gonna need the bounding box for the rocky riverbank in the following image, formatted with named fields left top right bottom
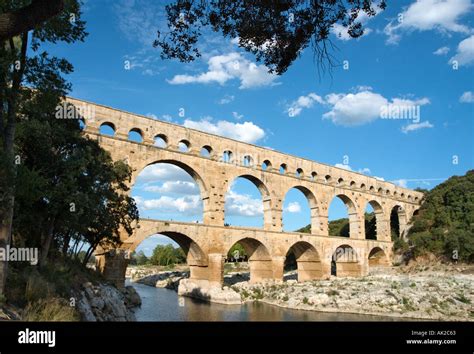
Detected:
left=75, top=282, right=141, bottom=321
left=128, top=263, right=474, bottom=321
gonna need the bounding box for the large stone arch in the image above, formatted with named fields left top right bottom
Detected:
left=283, top=185, right=321, bottom=234
left=363, top=200, right=388, bottom=241
left=390, top=204, right=408, bottom=240
left=224, top=174, right=272, bottom=229
left=226, top=237, right=272, bottom=283
left=285, top=241, right=323, bottom=281
left=327, top=194, right=360, bottom=239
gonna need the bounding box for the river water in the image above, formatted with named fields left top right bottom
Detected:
left=128, top=281, right=402, bottom=321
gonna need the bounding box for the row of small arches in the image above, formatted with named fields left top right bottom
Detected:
left=98, top=122, right=418, bottom=202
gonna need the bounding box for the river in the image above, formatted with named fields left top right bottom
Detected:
left=128, top=281, right=403, bottom=321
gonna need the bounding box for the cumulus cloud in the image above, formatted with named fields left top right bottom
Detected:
left=218, top=95, right=235, bottom=104
left=143, top=181, right=199, bottom=195
left=287, top=88, right=430, bottom=126
left=285, top=202, right=302, bottom=213
left=225, top=190, right=263, bottom=217
left=183, top=117, right=265, bottom=143
left=137, top=164, right=194, bottom=184
left=433, top=46, right=450, bottom=55
left=460, top=91, right=474, bottom=102
left=401, top=121, right=434, bottom=133
left=286, top=93, right=325, bottom=117
left=135, top=195, right=203, bottom=215
left=334, top=164, right=371, bottom=175
left=384, top=0, right=473, bottom=44
left=168, top=52, right=277, bottom=89
left=449, top=35, right=474, bottom=66
left=232, top=112, right=244, bottom=120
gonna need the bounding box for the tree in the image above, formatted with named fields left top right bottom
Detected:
left=150, top=244, right=186, bottom=266
left=154, top=0, right=386, bottom=74
left=0, top=0, right=86, bottom=292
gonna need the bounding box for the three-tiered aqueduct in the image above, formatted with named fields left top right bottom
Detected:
left=69, top=97, right=423, bottom=288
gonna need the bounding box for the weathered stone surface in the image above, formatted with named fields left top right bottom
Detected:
left=178, top=279, right=242, bottom=305
left=75, top=282, right=139, bottom=322
left=65, top=97, right=423, bottom=290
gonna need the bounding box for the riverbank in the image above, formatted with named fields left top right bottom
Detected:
left=127, top=262, right=474, bottom=321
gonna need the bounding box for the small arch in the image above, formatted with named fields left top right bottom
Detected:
left=407, top=194, right=412, bottom=201
left=279, top=163, right=287, bottom=175
left=154, top=134, right=168, bottom=148
left=350, top=181, right=356, bottom=188
left=368, top=247, right=389, bottom=268
left=325, top=175, right=332, bottom=183
left=128, top=128, right=143, bottom=143
left=285, top=241, right=322, bottom=282
left=337, top=177, right=344, bottom=186
left=225, top=238, right=272, bottom=284
left=261, top=160, right=272, bottom=171
left=99, top=122, right=116, bottom=136
left=200, top=145, right=212, bottom=158
left=386, top=189, right=391, bottom=195
left=243, top=155, right=254, bottom=167
left=401, top=193, right=405, bottom=198
left=369, top=186, right=375, bottom=192
left=377, top=187, right=383, bottom=194
left=296, top=168, right=304, bottom=178
left=310, top=171, right=318, bottom=181
left=414, top=196, right=419, bottom=202
left=222, top=150, right=233, bottom=163
left=331, top=244, right=359, bottom=277
left=178, top=139, right=190, bottom=152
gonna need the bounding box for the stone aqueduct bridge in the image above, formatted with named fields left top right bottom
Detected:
left=68, top=98, right=423, bottom=288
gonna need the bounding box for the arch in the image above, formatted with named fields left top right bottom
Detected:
left=285, top=241, right=322, bottom=282
left=364, top=200, right=385, bottom=240
left=128, top=128, right=143, bottom=143
left=390, top=205, right=407, bottom=240
left=296, top=168, right=304, bottom=178
left=226, top=237, right=272, bottom=283
left=369, top=186, right=375, bottom=192
left=200, top=145, right=212, bottom=158
left=99, top=122, right=116, bottom=136
left=225, top=174, right=271, bottom=229
left=337, top=177, right=344, bottom=186
left=134, top=160, right=210, bottom=223
left=368, top=247, right=389, bottom=268
left=385, top=189, right=391, bottom=195
left=283, top=185, right=319, bottom=233
left=377, top=187, right=383, bottom=194
left=79, top=118, right=86, bottom=131
left=310, top=171, right=318, bottom=181
left=331, top=244, right=360, bottom=277
left=261, top=159, right=272, bottom=171
left=349, top=181, right=356, bottom=188
left=130, top=231, right=208, bottom=267
left=360, top=183, right=366, bottom=190
left=178, top=139, right=190, bottom=152
left=279, top=163, right=287, bottom=174
left=242, top=155, right=254, bottom=167
left=325, top=175, right=332, bottom=183
left=222, top=150, right=233, bottom=163
left=154, top=134, right=168, bottom=148
left=327, top=194, right=358, bottom=238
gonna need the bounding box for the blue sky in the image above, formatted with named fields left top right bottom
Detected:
left=44, top=0, right=473, bottom=255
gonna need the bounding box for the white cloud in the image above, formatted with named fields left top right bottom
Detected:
left=323, top=88, right=430, bottom=126
left=137, top=164, right=194, bottom=184
left=183, top=117, right=265, bottom=144
left=449, top=35, right=474, bottom=66
left=334, top=164, right=371, bottom=175
left=232, top=111, right=244, bottom=120
left=331, top=7, right=381, bottom=41
left=287, top=93, right=325, bottom=117
left=218, top=95, right=235, bottom=104
left=393, top=179, right=408, bottom=188
left=285, top=202, right=301, bottom=213
left=384, top=0, right=473, bottom=44
left=147, top=113, right=172, bottom=122
left=374, top=176, right=385, bottom=181
left=135, top=195, right=202, bottom=215
left=143, top=181, right=199, bottom=195
left=335, top=163, right=352, bottom=171
left=433, top=46, right=450, bottom=55
left=460, top=91, right=474, bottom=102
left=401, top=121, right=434, bottom=133
left=225, top=190, right=263, bottom=217
left=359, top=168, right=372, bottom=175
left=168, top=52, right=277, bottom=89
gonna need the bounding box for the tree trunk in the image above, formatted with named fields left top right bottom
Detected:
left=0, top=194, right=14, bottom=294
left=39, top=217, right=56, bottom=268
left=0, top=0, right=64, bottom=41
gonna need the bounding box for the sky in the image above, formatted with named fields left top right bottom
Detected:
left=44, top=0, right=473, bottom=255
